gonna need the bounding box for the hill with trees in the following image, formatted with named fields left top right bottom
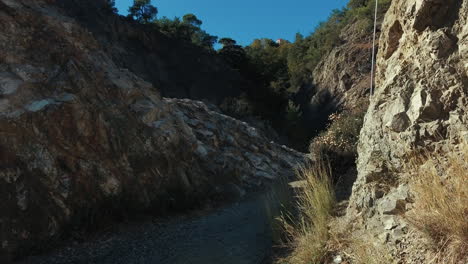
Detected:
left=97, top=0, right=393, bottom=151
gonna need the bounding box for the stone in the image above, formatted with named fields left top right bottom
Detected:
left=379, top=185, right=409, bottom=215
left=389, top=112, right=411, bottom=132
left=25, top=99, right=55, bottom=112
left=379, top=232, right=390, bottom=244
left=333, top=255, right=343, bottom=264
left=350, top=0, right=467, bottom=214
left=305, top=16, right=384, bottom=129
left=392, top=226, right=407, bottom=242
left=0, top=72, right=22, bottom=95
left=382, top=215, right=397, bottom=230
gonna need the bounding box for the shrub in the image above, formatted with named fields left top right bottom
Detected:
left=287, top=0, right=392, bottom=92
left=309, top=101, right=368, bottom=174
left=285, top=101, right=302, bottom=126
left=406, top=144, right=468, bottom=263
left=277, top=158, right=396, bottom=264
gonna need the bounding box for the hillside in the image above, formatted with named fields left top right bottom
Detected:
left=0, top=0, right=304, bottom=260
left=56, top=0, right=249, bottom=103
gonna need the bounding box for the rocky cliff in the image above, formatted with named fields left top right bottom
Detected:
left=0, top=0, right=304, bottom=259
left=311, top=22, right=376, bottom=112
left=346, top=0, right=467, bottom=261
left=302, top=10, right=387, bottom=132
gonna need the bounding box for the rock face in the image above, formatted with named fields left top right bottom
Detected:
left=347, top=0, right=467, bottom=261
left=0, top=0, right=304, bottom=259
left=302, top=17, right=386, bottom=131
left=350, top=0, right=467, bottom=213
left=311, top=22, right=376, bottom=111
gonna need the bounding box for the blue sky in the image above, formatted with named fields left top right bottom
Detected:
left=115, top=0, right=349, bottom=46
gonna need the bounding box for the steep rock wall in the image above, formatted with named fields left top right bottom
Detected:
left=302, top=17, right=385, bottom=131
left=346, top=0, right=467, bottom=261
left=311, top=22, right=376, bottom=111
left=0, top=0, right=304, bottom=259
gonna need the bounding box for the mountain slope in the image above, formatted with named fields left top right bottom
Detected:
left=56, top=0, right=250, bottom=104
left=0, top=0, right=304, bottom=260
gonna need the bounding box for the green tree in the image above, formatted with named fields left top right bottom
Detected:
left=153, top=15, right=217, bottom=50
left=219, top=38, right=237, bottom=47
left=105, top=0, right=118, bottom=13
left=191, top=30, right=218, bottom=49
left=128, top=0, right=158, bottom=23
left=182, top=14, right=202, bottom=27
left=348, top=0, right=367, bottom=8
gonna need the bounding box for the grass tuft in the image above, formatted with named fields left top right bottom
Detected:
left=278, top=159, right=336, bottom=264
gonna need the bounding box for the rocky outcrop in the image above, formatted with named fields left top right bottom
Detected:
left=0, top=0, right=304, bottom=259
left=311, top=22, right=376, bottom=111
left=302, top=14, right=386, bottom=132
left=346, top=0, right=467, bottom=261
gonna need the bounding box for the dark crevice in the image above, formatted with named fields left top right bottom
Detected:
left=384, top=20, right=403, bottom=60
left=413, top=0, right=463, bottom=32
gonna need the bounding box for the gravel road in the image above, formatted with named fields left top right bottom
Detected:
left=18, top=185, right=291, bottom=264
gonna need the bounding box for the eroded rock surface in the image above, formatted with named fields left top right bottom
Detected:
left=346, top=0, right=467, bottom=262
left=301, top=13, right=391, bottom=130
left=311, top=22, right=377, bottom=111
left=0, top=0, right=304, bottom=259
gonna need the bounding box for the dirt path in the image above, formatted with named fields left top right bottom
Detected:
left=18, top=186, right=290, bottom=264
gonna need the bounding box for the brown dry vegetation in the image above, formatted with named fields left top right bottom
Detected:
left=327, top=230, right=395, bottom=264
left=277, top=157, right=396, bottom=264
left=278, top=160, right=336, bottom=264
left=405, top=144, right=468, bottom=264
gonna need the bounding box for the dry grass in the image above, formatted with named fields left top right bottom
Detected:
left=329, top=232, right=395, bottom=264
left=278, top=160, right=336, bottom=264
left=321, top=216, right=396, bottom=264
left=345, top=239, right=394, bottom=264
left=406, top=144, right=468, bottom=264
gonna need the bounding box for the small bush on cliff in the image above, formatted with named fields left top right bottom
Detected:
left=309, top=101, right=367, bottom=174
left=406, top=144, right=468, bottom=264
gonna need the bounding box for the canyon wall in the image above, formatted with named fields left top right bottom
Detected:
left=346, top=0, right=467, bottom=261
